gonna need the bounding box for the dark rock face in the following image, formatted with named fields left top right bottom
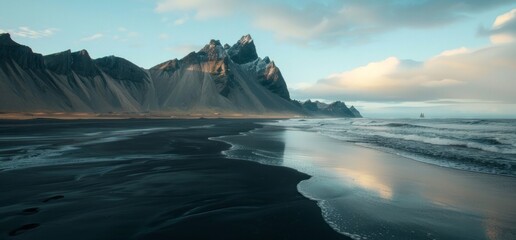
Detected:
left=257, top=61, right=291, bottom=100
left=44, top=50, right=73, bottom=74
left=199, top=40, right=237, bottom=97
left=199, top=40, right=224, bottom=61
left=151, top=59, right=181, bottom=74
left=194, top=34, right=291, bottom=100
left=0, top=33, right=18, bottom=46
left=302, top=100, right=319, bottom=112
left=302, top=100, right=361, bottom=118
left=70, top=50, right=100, bottom=77
left=95, top=56, right=148, bottom=83
left=325, top=101, right=355, bottom=117
left=349, top=106, right=362, bottom=118
left=180, top=51, right=200, bottom=66
left=226, top=34, right=291, bottom=100
left=228, top=34, right=259, bottom=64
left=0, top=33, right=45, bottom=70
left=211, top=57, right=237, bottom=97
left=44, top=49, right=101, bottom=77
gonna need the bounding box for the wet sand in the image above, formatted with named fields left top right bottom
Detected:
left=0, top=112, right=302, bottom=120
left=218, top=125, right=516, bottom=239
left=0, top=119, right=348, bottom=240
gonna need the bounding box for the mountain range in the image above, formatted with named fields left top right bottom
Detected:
left=0, top=33, right=361, bottom=118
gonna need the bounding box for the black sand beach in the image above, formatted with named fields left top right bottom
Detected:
left=0, top=119, right=349, bottom=240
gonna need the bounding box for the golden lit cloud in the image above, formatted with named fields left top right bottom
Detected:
left=293, top=43, right=516, bottom=103
left=489, top=9, right=516, bottom=44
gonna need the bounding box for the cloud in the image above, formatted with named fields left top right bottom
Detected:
left=420, top=79, right=464, bottom=88
left=111, top=27, right=140, bottom=42
left=155, top=0, right=240, bottom=19
left=173, top=18, right=187, bottom=26
left=0, top=27, right=58, bottom=39
left=80, top=33, right=103, bottom=41
left=159, top=33, right=170, bottom=40
left=292, top=43, right=516, bottom=103
left=173, top=16, right=189, bottom=26
left=436, top=47, right=471, bottom=57
left=480, top=9, right=516, bottom=44
left=154, top=0, right=514, bottom=45
left=166, top=44, right=203, bottom=56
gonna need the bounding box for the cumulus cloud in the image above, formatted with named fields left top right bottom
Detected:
left=154, top=0, right=513, bottom=45
left=0, top=27, right=58, bottom=39
left=292, top=43, right=516, bottom=103
left=481, top=9, right=516, bottom=44
left=436, top=47, right=471, bottom=57
left=80, top=33, right=103, bottom=42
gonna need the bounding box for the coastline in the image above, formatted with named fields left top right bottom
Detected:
left=0, top=112, right=304, bottom=120
left=216, top=121, right=516, bottom=239
left=0, top=119, right=348, bottom=239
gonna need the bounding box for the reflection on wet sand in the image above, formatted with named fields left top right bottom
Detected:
left=334, top=168, right=393, bottom=200
left=276, top=127, right=516, bottom=240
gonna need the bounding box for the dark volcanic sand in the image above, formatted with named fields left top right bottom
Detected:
left=0, top=119, right=349, bottom=240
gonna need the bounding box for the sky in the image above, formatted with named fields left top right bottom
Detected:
left=1, top=0, right=516, bottom=118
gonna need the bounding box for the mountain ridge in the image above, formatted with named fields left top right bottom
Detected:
left=0, top=33, right=361, bottom=118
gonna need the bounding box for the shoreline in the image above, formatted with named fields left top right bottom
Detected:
left=216, top=122, right=516, bottom=239
left=0, top=119, right=349, bottom=239
left=0, top=112, right=305, bottom=120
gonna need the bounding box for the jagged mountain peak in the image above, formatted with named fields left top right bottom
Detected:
left=300, top=100, right=360, bottom=117
left=68, top=49, right=99, bottom=76
left=0, top=33, right=18, bottom=46
left=73, top=49, right=92, bottom=59
left=45, top=49, right=72, bottom=58
left=259, top=60, right=290, bottom=100
left=44, top=50, right=73, bottom=74
left=302, top=100, right=319, bottom=112
left=152, top=58, right=181, bottom=73
left=325, top=101, right=354, bottom=116
left=199, top=39, right=222, bottom=53
left=228, top=34, right=258, bottom=64
left=180, top=51, right=200, bottom=65
left=209, top=39, right=222, bottom=46
left=239, top=34, right=253, bottom=44
left=349, top=105, right=362, bottom=118
left=95, top=55, right=148, bottom=83
left=329, top=101, right=347, bottom=107
left=199, top=39, right=227, bottom=61
left=44, top=49, right=99, bottom=76
left=0, top=33, right=45, bottom=69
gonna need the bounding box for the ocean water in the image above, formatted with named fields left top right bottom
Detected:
left=272, top=118, right=516, bottom=177
left=215, top=118, right=516, bottom=240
